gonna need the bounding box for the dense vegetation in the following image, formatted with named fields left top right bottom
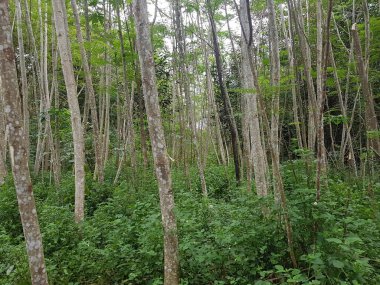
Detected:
left=1, top=161, right=379, bottom=284
left=1, top=0, right=380, bottom=284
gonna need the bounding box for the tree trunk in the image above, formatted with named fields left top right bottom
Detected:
left=71, top=0, right=103, bottom=181
left=137, top=77, right=149, bottom=168
left=279, top=5, right=303, bottom=149
left=288, top=0, right=318, bottom=151
left=240, top=0, right=268, bottom=196
left=173, top=0, right=207, bottom=196
left=207, top=0, right=241, bottom=183
left=0, top=2, right=49, bottom=283
left=101, top=0, right=111, bottom=179
left=268, top=0, right=281, bottom=197
left=329, top=44, right=357, bottom=173
left=116, top=1, right=137, bottom=175
left=315, top=0, right=326, bottom=200
left=351, top=24, right=380, bottom=155
left=52, top=0, right=86, bottom=222
left=204, top=41, right=226, bottom=166
left=133, top=1, right=180, bottom=284
left=0, top=76, right=7, bottom=185
left=23, top=0, right=48, bottom=175
left=16, top=0, right=30, bottom=159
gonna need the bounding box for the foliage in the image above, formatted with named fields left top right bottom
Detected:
left=1, top=163, right=379, bottom=284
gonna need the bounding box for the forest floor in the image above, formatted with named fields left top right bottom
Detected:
left=1, top=161, right=379, bottom=284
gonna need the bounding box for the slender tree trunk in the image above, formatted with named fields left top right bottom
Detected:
left=315, top=0, right=326, bottom=200
left=351, top=24, right=380, bottom=155
left=101, top=0, right=111, bottom=177
left=0, top=2, right=49, bottom=283
left=37, top=2, right=60, bottom=185
left=52, top=0, right=86, bottom=222
left=133, top=1, right=179, bottom=284
left=116, top=1, right=137, bottom=174
left=137, top=77, right=149, bottom=168
left=71, top=0, right=103, bottom=181
left=196, top=12, right=227, bottom=166
left=16, top=0, right=30, bottom=159
left=36, top=0, right=45, bottom=175
left=23, top=0, right=47, bottom=175
left=362, top=0, right=370, bottom=69
left=280, top=5, right=303, bottom=149
left=329, top=44, right=357, bottom=173
left=204, top=41, right=226, bottom=165
left=207, top=0, right=241, bottom=183
left=0, top=77, right=7, bottom=185
left=49, top=30, right=62, bottom=185
left=173, top=0, right=207, bottom=196
left=240, top=0, right=268, bottom=196
left=288, top=0, right=317, bottom=151
left=114, top=82, right=136, bottom=184
left=268, top=0, right=281, bottom=196
left=224, top=0, right=237, bottom=56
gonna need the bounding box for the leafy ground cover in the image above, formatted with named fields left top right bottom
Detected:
left=1, top=162, right=379, bottom=284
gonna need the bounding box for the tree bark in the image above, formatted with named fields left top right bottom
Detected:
left=52, top=0, right=86, bottom=222
left=173, top=0, right=207, bottom=196
left=15, top=0, right=30, bottom=159
left=133, top=1, right=180, bottom=284
left=0, top=2, right=49, bottom=283
left=207, top=0, right=241, bottom=183
left=70, top=0, right=103, bottom=182
left=116, top=1, right=137, bottom=177
left=351, top=24, right=380, bottom=155
left=279, top=5, right=303, bottom=149
left=315, top=0, right=329, bottom=201
left=22, top=0, right=48, bottom=175
left=268, top=0, right=282, bottom=198
left=240, top=0, right=268, bottom=196
left=0, top=76, right=7, bottom=185
left=329, top=44, right=357, bottom=173
left=288, top=0, right=318, bottom=151
left=202, top=29, right=226, bottom=165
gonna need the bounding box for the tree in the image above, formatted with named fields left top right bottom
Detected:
left=0, top=76, right=6, bottom=185
left=52, top=0, right=86, bottom=223
left=351, top=23, right=380, bottom=156
left=288, top=0, right=318, bottom=151
left=239, top=0, right=268, bottom=195
left=173, top=0, right=207, bottom=196
left=0, top=1, right=49, bottom=283
left=70, top=0, right=103, bottom=182
left=133, top=0, right=180, bottom=284
left=207, top=0, right=241, bottom=184
left=268, top=0, right=281, bottom=171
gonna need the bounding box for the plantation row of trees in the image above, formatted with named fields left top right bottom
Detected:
left=0, top=0, right=379, bottom=284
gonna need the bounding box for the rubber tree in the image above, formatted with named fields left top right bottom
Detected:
left=0, top=1, right=49, bottom=283
left=133, top=0, right=180, bottom=284
left=52, top=0, right=86, bottom=222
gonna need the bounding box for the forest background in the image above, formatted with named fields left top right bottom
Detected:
left=0, top=0, right=379, bottom=284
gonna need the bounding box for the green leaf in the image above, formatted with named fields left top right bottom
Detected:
left=331, top=260, right=344, bottom=269
left=274, top=265, right=285, bottom=272
left=345, top=236, right=363, bottom=245
left=326, top=237, right=343, bottom=244
left=254, top=281, right=272, bottom=285
left=6, top=265, right=14, bottom=275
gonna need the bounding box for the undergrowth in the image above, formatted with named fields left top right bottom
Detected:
left=0, top=161, right=379, bottom=284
